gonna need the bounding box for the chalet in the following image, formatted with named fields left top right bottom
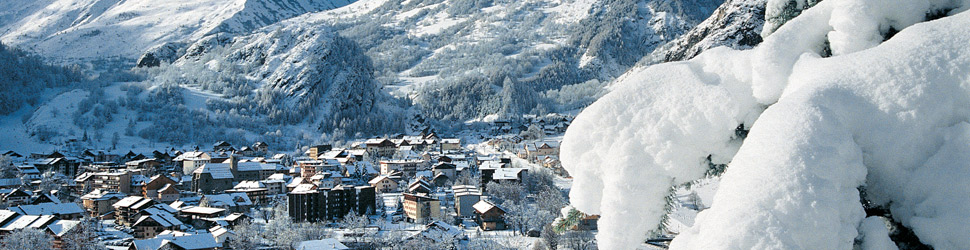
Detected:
left=406, top=178, right=433, bottom=194
left=80, top=189, right=126, bottom=218
left=27, top=157, right=80, bottom=176
left=143, top=175, right=179, bottom=203
left=199, top=193, right=253, bottom=214
left=113, top=196, right=157, bottom=226
left=364, top=138, right=397, bottom=157
left=0, top=189, right=32, bottom=207
left=473, top=200, right=506, bottom=230
left=237, top=146, right=254, bottom=156
left=524, top=141, right=560, bottom=161
left=17, top=165, right=41, bottom=183
left=252, top=141, right=269, bottom=153
left=30, top=192, right=61, bottom=205
left=402, top=193, right=440, bottom=224
left=368, top=175, right=399, bottom=193
left=179, top=206, right=228, bottom=223
left=47, top=219, right=81, bottom=250
left=132, top=206, right=183, bottom=239
left=212, top=141, right=233, bottom=152
left=191, top=163, right=234, bottom=194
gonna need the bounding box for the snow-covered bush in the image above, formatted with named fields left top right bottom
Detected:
left=561, top=0, right=970, bottom=249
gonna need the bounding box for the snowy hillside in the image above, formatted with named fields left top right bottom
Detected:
left=127, top=21, right=408, bottom=147
left=297, top=0, right=726, bottom=120
left=0, top=0, right=354, bottom=61
left=562, top=0, right=970, bottom=249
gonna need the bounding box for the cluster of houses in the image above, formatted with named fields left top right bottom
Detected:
left=0, top=128, right=577, bottom=249
left=488, top=114, right=573, bottom=136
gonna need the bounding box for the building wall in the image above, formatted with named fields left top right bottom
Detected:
left=455, top=195, right=481, bottom=218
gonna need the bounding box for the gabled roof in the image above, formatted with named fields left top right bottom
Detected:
left=174, top=151, right=209, bottom=161
left=368, top=175, right=392, bottom=185
left=10, top=202, right=84, bottom=216
left=135, top=207, right=183, bottom=228
left=232, top=181, right=266, bottom=190
left=46, top=220, right=80, bottom=237
left=193, top=163, right=234, bottom=179
left=473, top=200, right=505, bottom=214
left=114, top=196, right=155, bottom=210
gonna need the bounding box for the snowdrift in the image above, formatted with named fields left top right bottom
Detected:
left=561, top=0, right=970, bottom=249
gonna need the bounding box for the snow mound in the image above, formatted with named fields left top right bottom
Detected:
left=562, top=0, right=970, bottom=249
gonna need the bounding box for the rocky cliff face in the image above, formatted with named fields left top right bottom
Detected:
left=645, top=0, right=767, bottom=64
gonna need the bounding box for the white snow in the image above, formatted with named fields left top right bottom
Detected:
left=562, top=0, right=970, bottom=249
left=544, top=0, right=599, bottom=24
left=0, top=0, right=354, bottom=61
left=859, top=216, right=898, bottom=250
left=411, top=11, right=467, bottom=37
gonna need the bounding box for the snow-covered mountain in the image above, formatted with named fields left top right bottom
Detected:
left=285, top=0, right=727, bottom=121
left=0, top=0, right=354, bottom=61
left=561, top=0, right=970, bottom=249
left=0, top=0, right=749, bottom=149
